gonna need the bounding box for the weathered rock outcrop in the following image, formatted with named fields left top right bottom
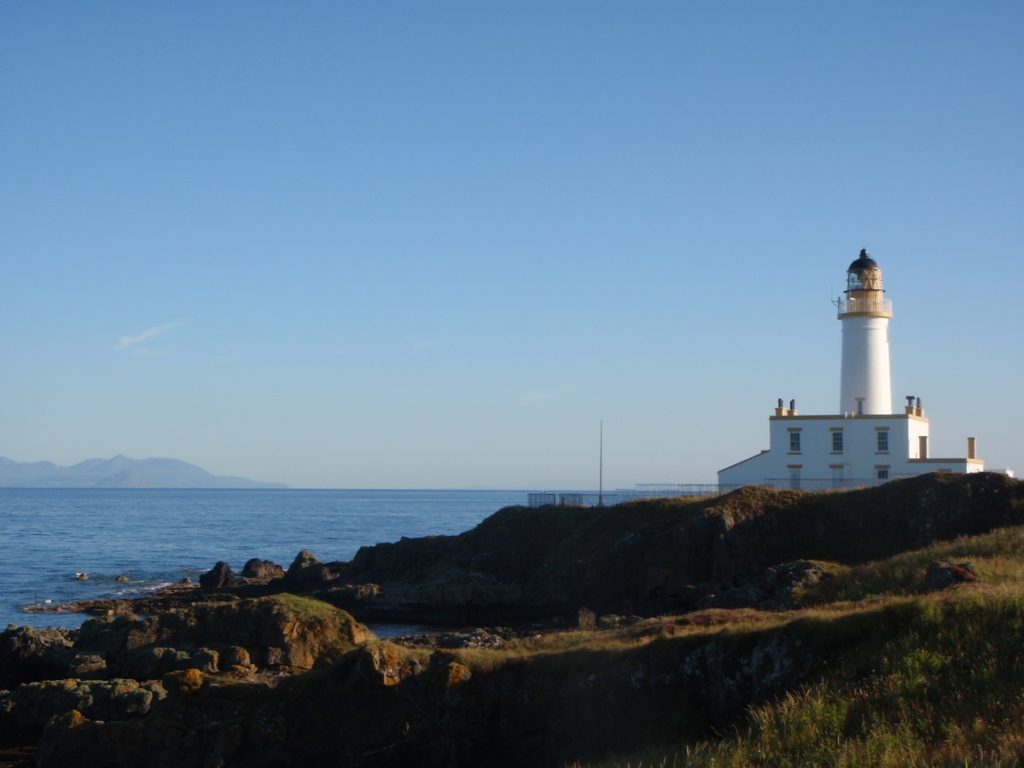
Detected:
left=285, top=549, right=341, bottom=585
left=76, top=594, right=373, bottom=675
left=924, top=560, right=978, bottom=591
left=241, top=558, right=285, bottom=580
left=0, top=628, right=76, bottom=689
left=0, top=678, right=165, bottom=741
left=199, top=560, right=238, bottom=589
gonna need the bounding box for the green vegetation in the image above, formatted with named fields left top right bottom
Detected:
left=566, top=525, right=1024, bottom=768
left=255, top=592, right=343, bottom=619
left=798, top=526, right=1024, bottom=606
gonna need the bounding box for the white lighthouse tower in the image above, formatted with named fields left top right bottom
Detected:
left=838, top=249, right=892, bottom=416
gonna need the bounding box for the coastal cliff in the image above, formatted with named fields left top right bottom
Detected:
left=3, top=472, right=1024, bottom=767
left=328, top=470, right=1024, bottom=621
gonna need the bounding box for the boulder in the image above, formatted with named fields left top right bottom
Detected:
left=924, top=560, right=977, bottom=592
left=240, top=558, right=286, bottom=581
left=77, top=616, right=164, bottom=662
left=0, top=627, right=76, bottom=689
left=66, top=653, right=107, bottom=681
left=285, top=550, right=336, bottom=585
left=199, top=561, right=238, bottom=590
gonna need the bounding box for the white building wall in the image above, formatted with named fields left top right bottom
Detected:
left=719, top=413, right=982, bottom=490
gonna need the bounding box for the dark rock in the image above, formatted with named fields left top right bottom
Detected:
left=0, top=678, right=166, bottom=739
left=115, top=575, right=129, bottom=583
left=286, top=550, right=336, bottom=585
left=66, top=653, right=107, bottom=680
left=77, top=595, right=373, bottom=676
left=0, top=627, right=76, bottom=689
left=577, top=607, right=596, bottom=630
left=434, top=629, right=506, bottom=650
left=199, top=561, right=238, bottom=590
left=240, top=558, right=286, bottom=581
left=222, top=645, right=253, bottom=673
left=702, top=560, right=833, bottom=610
left=77, top=616, right=164, bottom=662
left=190, top=648, right=220, bottom=674
left=707, top=583, right=766, bottom=610
left=924, top=560, right=978, bottom=592
left=120, top=647, right=192, bottom=680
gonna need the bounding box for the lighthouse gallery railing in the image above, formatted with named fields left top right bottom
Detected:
left=836, top=296, right=893, bottom=318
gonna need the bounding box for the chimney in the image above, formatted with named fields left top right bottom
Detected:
left=967, top=437, right=976, bottom=460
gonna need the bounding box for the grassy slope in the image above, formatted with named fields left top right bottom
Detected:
left=564, top=525, right=1024, bottom=768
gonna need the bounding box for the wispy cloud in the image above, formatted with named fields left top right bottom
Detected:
left=519, top=384, right=579, bottom=407
left=413, top=338, right=440, bottom=352
left=114, top=321, right=187, bottom=352
left=520, top=391, right=559, bottom=406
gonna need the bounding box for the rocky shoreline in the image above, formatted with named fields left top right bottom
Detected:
left=3, top=472, right=1023, bottom=766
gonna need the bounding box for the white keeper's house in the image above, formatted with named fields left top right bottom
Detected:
left=719, top=249, right=989, bottom=491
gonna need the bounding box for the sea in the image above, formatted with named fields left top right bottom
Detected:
left=0, top=488, right=525, bottom=632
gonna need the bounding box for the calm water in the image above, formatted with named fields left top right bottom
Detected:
left=0, top=488, right=523, bottom=630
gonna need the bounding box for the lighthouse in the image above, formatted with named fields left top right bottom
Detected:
left=838, top=249, right=893, bottom=415
left=717, top=248, right=989, bottom=490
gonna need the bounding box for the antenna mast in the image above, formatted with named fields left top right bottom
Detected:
left=598, top=419, right=604, bottom=507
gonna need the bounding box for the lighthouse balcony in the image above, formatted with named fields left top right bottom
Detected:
left=836, top=296, right=893, bottom=318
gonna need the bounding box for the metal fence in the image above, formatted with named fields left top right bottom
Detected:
left=763, top=477, right=890, bottom=491
left=526, top=485, right=732, bottom=508
left=525, top=476, right=914, bottom=507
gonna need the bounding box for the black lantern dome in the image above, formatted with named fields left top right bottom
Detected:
left=848, top=248, right=878, bottom=272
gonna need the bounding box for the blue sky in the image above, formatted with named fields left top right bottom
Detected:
left=2, top=2, right=1022, bottom=488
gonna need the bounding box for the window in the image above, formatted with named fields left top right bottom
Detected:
left=832, top=430, right=844, bottom=453
left=877, top=431, right=889, bottom=452
left=789, top=431, right=801, bottom=452
left=877, top=468, right=889, bottom=480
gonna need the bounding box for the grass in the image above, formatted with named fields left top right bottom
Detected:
left=797, top=526, right=1024, bottom=606
left=255, top=593, right=346, bottom=619
left=563, top=526, right=1024, bottom=768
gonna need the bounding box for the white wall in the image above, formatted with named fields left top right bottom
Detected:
left=719, top=413, right=982, bottom=490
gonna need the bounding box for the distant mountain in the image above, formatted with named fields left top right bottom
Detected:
left=0, top=455, right=287, bottom=489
